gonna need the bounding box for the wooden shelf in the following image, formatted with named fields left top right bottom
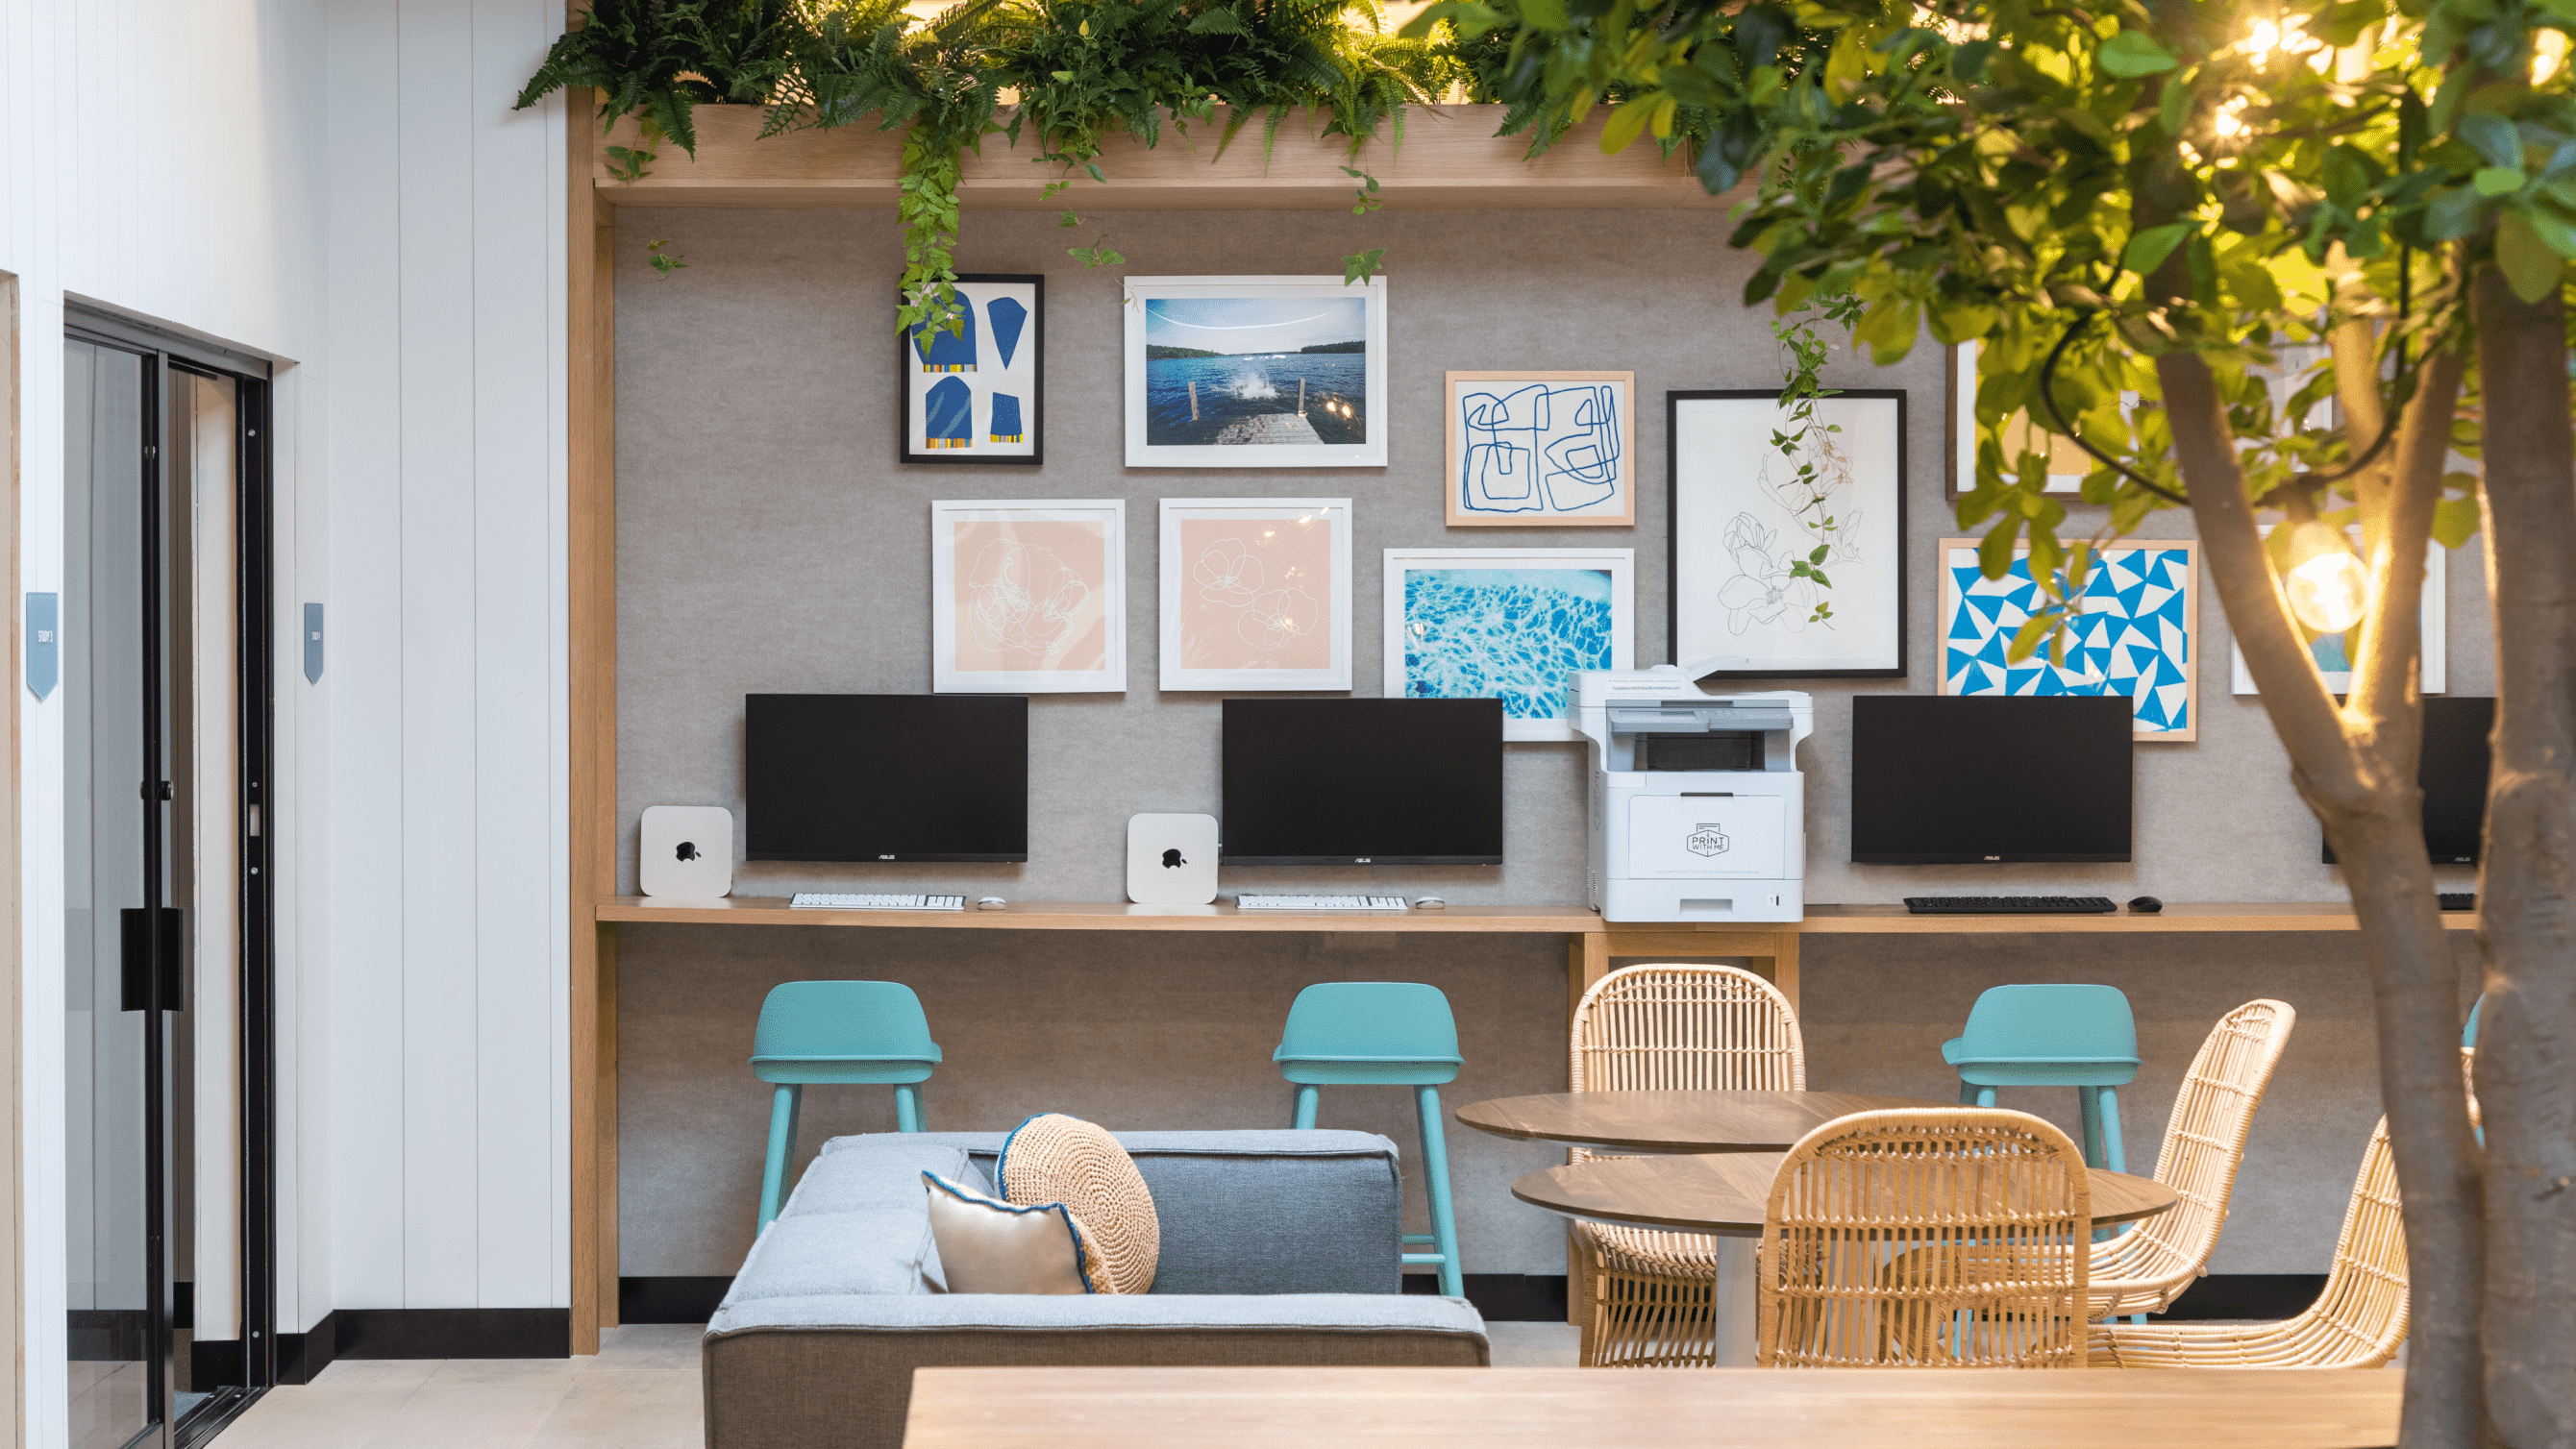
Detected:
left=1796, top=902, right=2478, bottom=933
left=594, top=103, right=1734, bottom=210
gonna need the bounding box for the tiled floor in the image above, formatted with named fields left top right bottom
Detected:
left=209, top=1321, right=1581, bottom=1447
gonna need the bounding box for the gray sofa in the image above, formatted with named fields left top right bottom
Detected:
left=703, top=1129, right=1490, bottom=1449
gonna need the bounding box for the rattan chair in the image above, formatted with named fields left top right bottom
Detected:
left=2089, top=1116, right=2405, bottom=1368
left=1569, top=964, right=1803, bottom=1367
left=2086, top=999, right=2296, bottom=1319
left=1759, top=1107, right=2093, bottom=1368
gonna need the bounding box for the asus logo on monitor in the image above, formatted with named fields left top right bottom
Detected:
left=878, top=854, right=895, bottom=861
left=1355, top=857, right=1372, bottom=863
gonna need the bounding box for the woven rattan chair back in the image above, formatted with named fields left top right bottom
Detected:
left=1572, top=964, right=1804, bottom=1096
left=1759, top=1108, right=2093, bottom=1369
left=2090, top=999, right=2294, bottom=1315
left=2090, top=1117, right=2406, bottom=1368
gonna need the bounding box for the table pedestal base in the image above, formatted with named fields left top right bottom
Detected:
left=1711, top=1238, right=1757, bottom=1366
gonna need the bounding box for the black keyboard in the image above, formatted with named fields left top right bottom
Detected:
left=2440, top=893, right=2477, bottom=912
left=1904, top=896, right=2120, bottom=916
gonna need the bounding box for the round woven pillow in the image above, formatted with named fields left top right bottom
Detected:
left=998, top=1114, right=1160, bottom=1293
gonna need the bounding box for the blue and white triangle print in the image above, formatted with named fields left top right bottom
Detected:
left=1941, top=543, right=2196, bottom=737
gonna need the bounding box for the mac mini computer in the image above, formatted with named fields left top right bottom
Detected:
left=1127, top=813, right=1220, bottom=905
left=640, top=805, right=735, bottom=898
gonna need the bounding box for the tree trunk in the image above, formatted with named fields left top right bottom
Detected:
left=2469, top=267, right=2576, bottom=1449
left=2158, top=349, right=2487, bottom=1449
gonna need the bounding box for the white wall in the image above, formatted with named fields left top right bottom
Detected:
left=0, top=0, right=570, bottom=1436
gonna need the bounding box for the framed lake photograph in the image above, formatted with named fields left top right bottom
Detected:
left=930, top=499, right=1126, bottom=694
left=1670, top=390, right=1906, bottom=678
left=1123, top=276, right=1388, bottom=468
left=901, top=274, right=1044, bottom=465
left=1159, top=498, right=1353, bottom=691
left=1384, top=547, right=1633, bottom=741
left=1445, top=371, right=1636, bottom=526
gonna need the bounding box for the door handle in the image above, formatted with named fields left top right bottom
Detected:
left=117, top=907, right=185, bottom=1013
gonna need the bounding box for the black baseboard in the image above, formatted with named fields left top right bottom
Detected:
left=190, top=1338, right=245, bottom=1393
left=1403, top=1272, right=1569, bottom=1322
left=275, top=1307, right=569, bottom=1371
left=2151, top=1273, right=2327, bottom=1321
left=277, top=1312, right=335, bottom=1384
left=622, top=1276, right=737, bottom=1325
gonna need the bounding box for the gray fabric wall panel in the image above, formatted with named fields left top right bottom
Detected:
left=614, top=205, right=2492, bottom=1279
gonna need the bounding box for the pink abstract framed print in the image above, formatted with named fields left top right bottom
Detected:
left=930, top=500, right=1127, bottom=694
left=1158, top=498, right=1353, bottom=691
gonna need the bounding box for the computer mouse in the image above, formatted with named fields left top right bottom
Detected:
left=1413, top=896, right=1447, bottom=910
left=2127, top=896, right=2163, bottom=914
left=977, top=896, right=1008, bottom=911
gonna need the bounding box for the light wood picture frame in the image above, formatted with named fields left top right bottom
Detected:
left=930, top=499, right=1127, bottom=694
left=1443, top=371, right=1636, bottom=526
left=1937, top=536, right=2200, bottom=740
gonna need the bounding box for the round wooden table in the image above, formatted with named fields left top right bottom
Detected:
left=1511, top=1152, right=2181, bottom=1237
left=1457, top=1090, right=1966, bottom=1154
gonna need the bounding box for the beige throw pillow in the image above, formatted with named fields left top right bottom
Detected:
left=997, top=1114, right=1160, bottom=1294
left=920, top=1172, right=1105, bottom=1294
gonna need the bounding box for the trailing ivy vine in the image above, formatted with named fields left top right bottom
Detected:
left=517, top=0, right=1467, bottom=330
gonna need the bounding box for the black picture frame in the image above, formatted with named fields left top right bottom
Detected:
left=899, top=273, right=1045, bottom=466
left=1667, top=388, right=1908, bottom=679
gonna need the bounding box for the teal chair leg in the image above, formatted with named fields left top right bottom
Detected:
left=1414, top=1086, right=1465, bottom=1298
left=1957, top=1079, right=1979, bottom=1105
left=2097, top=1087, right=2126, bottom=1174
left=895, top=1084, right=925, bottom=1133
left=758, top=1084, right=803, bottom=1233
left=1975, top=1086, right=1998, bottom=1108
left=1291, top=1085, right=1321, bottom=1129
left=2079, top=1086, right=2107, bottom=1168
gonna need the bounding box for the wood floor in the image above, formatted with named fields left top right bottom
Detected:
left=207, top=1322, right=1582, bottom=1448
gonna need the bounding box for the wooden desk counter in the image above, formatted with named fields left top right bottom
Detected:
left=597, top=896, right=1598, bottom=932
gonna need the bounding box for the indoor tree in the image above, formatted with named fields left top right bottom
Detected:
left=1404, top=0, right=2576, bottom=1440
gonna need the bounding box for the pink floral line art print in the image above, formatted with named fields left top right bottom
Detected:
left=1160, top=499, right=1350, bottom=691
left=1194, top=538, right=1319, bottom=653
left=968, top=538, right=1092, bottom=661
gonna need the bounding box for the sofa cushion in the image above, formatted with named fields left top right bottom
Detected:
left=998, top=1115, right=1159, bottom=1292
left=733, top=1138, right=970, bottom=1301
left=922, top=1171, right=1101, bottom=1294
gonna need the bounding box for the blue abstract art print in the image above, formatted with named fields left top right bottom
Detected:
left=1938, top=538, right=2199, bottom=739
left=1445, top=372, right=1636, bottom=526
left=1383, top=549, right=1634, bottom=740
left=901, top=274, right=1043, bottom=465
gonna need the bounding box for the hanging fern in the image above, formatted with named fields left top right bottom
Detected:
left=514, top=0, right=805, bottom=163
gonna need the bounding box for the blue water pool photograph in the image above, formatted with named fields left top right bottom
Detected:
left=1143, top=296, right=1368, bottom=447
left=1384, top=550, right=1635, bottom=740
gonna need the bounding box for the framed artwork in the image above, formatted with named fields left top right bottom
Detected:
left=1938, top=536, right=2199, bottom=740
left=2231, top=528, right=2447, bottom=695
left=902, top=274, right=1044, bottom=464
left=1948, top=341, right=2084, bottom=499
left=1444, top=371, right=1636, bottom=526
left=930, top=499, right=1125, bottom=694
left=1123, top=276, right=1388, bottom=468
left=1669, top=390, right=1906, bottom=679
left=1384, top=548, right=1634, bottom=741
left=1158, top=498, right=1353, bottom=691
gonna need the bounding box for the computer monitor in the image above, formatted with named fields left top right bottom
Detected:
left=2324, top=696, right=2492, bottom=866
left=1221, top=699, right=1505, bottom=866
left=1848, top=696, right=2134, bottom=864
left=744, top=694, right=1028, bottom=862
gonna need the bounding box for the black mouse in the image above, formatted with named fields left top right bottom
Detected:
left=2127, top=895, right=2163, bottom=914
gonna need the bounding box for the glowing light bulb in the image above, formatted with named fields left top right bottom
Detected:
left=2538, top=29, right=2568, bottom=84
left=2285, top=522, right=2369, bottom=634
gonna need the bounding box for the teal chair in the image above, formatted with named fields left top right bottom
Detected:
left=1943, top=983, right=2139, bottom=1172
left=1274, top=982, right=1466, bottom=1298
left=752, top=980, right=942, bottom=1233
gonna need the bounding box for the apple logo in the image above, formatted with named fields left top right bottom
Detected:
left=1161, top=847, right=1185, bottom=869
left=675, top=841, right=700, bottom=862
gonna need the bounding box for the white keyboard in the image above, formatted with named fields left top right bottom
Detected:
left=788, top=893, right=966, bottom=912
left=1234, top=895, right=1410, bottom=912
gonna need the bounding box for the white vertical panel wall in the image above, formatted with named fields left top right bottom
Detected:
left=0, top=3, right=570, bottom=1436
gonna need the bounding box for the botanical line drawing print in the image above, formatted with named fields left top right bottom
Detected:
left=1456, top=381, right=1622, bottom=516
left=966, top=538, right=1090, bottom=661
left=1712, top=432, right=1869, bottom=636
left=1241, top=588, right=1318, bottom=651
left=1195, top=538, right=1262, bottom=608
left=1191, top=537, right=1315, bottom=652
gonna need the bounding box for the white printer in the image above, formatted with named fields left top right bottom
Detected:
left=1573, top=670, right=1812, bottom=922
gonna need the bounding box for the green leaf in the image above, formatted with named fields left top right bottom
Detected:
left=2459, top=111, right=2523, bottom=170
left=2121, top=221, right=2195, bottom=276
left=1344, top=248, right=1387, bottom=285
left=2005, top=610, right=2056, bottom=664
left=2433, top=494, right=2485, bottom=549
left=1600, top=99, right=1659, bottom=155
left=2474, top=166, right=2528, bottom=196
left=1519, top=0, right=1567, bottom=27
left=2095, top=31, right=2179, bottom=77
left=2497, top=211, right=2565, bottom=302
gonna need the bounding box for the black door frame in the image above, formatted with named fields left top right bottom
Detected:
left=62, top=308, right=276, bottom=1448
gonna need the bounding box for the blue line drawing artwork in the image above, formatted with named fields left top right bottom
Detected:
left=1944, top=545, right=2195, bottom=735
left=988, top=297, right=1028, bottom=370
left=1402, top=568, right=1615, bottom=722
left=1455, top=381, right=1623, bottom=517
left=924, top=377, right=974, bottom=450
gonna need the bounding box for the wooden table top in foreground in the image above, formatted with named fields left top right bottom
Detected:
left=1456, top=1090, right=1964, bottom=1153
left=902, top=1366, right=2401, bottom=1449
left=1512, top=1152, right=2182, bottom=1236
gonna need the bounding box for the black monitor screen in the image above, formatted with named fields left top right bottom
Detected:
left=2325, top=696, right=2492, bottom=866
left=1222, top=699, right=1505, bottom=866
left=1849, top=696, right=2134, bottom=864
left=745, top=694, right=1028, bottom=862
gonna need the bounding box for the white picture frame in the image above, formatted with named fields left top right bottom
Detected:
left=1123, top=276, right=1389, bottom=468
left=2230, top=528, right=2447, bottom=695
left=929, top=499, right=1127, bottom=694
left=1950, top=340, right=2085, bottom=498
left=1383, top=547, right=1634, bottom=741
left=1444, top=371, right=1636, bottom=526
left=1159, top=498, right=1353, bottom=691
